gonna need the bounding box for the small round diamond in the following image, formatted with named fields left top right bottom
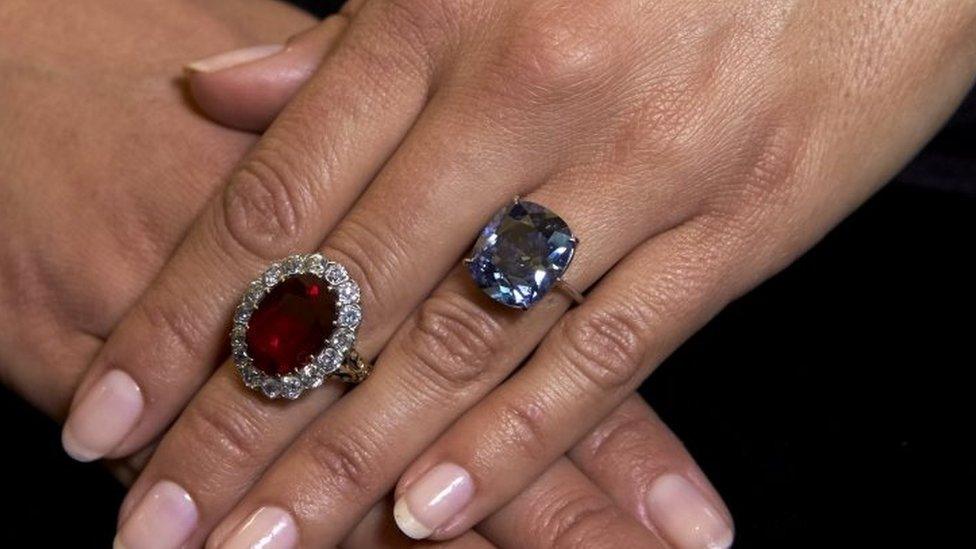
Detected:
left=467, top=200, right=576, bottom=309
left=300, top=364, right=325, bottom=388
left=261, top=378, right=282, bottom=399
left=281, top=376, right=304, bottom=399
left=316, top=346, right=342, bottom=373
left=331, top=327, right=356, bottom=352
left=336, top=281, right=360, bottom=304
left=245, top=281, right=266, bottom=305
left=283, top=256, right=304, bottom=275
left=324, top=262, right=349, bottom=286
left=337, top=304, right=362, bottom=328
left=232, top=344, right=249, bottom=362
left=241, top=365, right=262, bottom=389
left=234, top=303, right=253, bottom=324
left=231, top=324, right=247, bottom=344
left=305, top=254, right=326, bottom=276
left=263, top=264, right=284, bottom=286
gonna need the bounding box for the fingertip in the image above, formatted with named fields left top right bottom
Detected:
left=184, top=16, right=349, bottom=133
left=185, top=44, right=285, bottom=74
left=185, top=61, right=306, bottom=133
left=61, top=424, right=99, bottom=462
left=394, top=498, right=433, bottom=540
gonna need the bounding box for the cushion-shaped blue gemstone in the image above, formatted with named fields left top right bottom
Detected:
left=467, top=200, right=576, bottom=309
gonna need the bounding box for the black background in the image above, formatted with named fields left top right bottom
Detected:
left=3, top=2, right=973, bottom=547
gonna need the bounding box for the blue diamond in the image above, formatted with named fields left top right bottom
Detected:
left=467, top=200, right=576, bottom=309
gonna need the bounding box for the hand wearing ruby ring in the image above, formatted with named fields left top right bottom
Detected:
left=59, top=1, right=976, bottom=548
left=0, top=3, right=728, bottom=547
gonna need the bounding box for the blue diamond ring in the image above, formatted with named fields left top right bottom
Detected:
left=466, top=197, right=582, bottom=310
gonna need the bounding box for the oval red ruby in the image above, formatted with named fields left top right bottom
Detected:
left=246, top=274, right=336, bottom=376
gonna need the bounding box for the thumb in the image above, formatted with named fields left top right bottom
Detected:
left=185, top=14, right=348, bottom=132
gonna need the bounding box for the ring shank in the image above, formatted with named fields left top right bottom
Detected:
left=337, top=350, right=372, bottom=383
left=555, top=279, right=585, bottom=305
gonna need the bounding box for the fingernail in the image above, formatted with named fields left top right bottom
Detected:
left=394, top=463, right=474, bottom=540
left=116, top=481, right=198, bottom=549
left=216, top=506, right=298, bottom=549
left=186, top=44, right=285, bottom=73
left=645, top=474, right=734, bottom=549
left=62, top=369, right=143, bottom=462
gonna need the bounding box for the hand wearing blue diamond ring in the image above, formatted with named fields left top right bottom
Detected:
left=60, top=1, right=976, bottom=548
left=69, top=13, right=731, bottom=549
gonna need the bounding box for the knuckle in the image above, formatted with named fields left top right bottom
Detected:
left=494, top=398, right=550, bottom=461
left=559, top=306, right=648, bottom=392
left=136, top=291, right=207, bottom=369
left=705, top=110, right=809, bottom=228
left=220, top=148, right=312, bottom=261
left=403, top=290, right=503, bottom=390
left=533, top=490, right=620, bottom=549
left=585, top=415, right=671, bottom=475
left=361, top=0, right=459, bottom=75
left=495, top=6, right=619, bottom=99
left=323, top=213, right=407, bottom=316
left=180, top=390, right=268, bottom=467
left=303, top=427, right=379, bottom=499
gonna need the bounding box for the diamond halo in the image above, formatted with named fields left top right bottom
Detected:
left=231, top=253, right=363, bottom=400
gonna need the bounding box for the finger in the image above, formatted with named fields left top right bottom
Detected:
left=568, top=394, right=734, bottom=549
left=113, top=361, right=344, bottom=549
left=62, top=1, right=433, bottom=462
left=344, top=395, right=723, bottom=549
left=0, top=326, right=101, bottom=419
left=186, top=15, right=349, bottom=132
left=344, top=499, right=495, bottom=549
left=477, top=458, right=665, bottom=549
left=203, top=156, right=695, bottom=547
left=393, top=217, right=748, bottom=541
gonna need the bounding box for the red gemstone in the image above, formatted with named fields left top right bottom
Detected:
left=246, top=274, right=336, bottom=376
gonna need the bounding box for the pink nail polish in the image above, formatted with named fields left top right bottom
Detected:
left=645, top=474, right=734, bottom=549
left=62, top=369, right=143, bottom=462
left=394, top=463, right=474, bottom=539
left=186, top=44, right=284, bottom=73
left=116, top=481, right=198, bottom=549
left=216, top=506, right=298, bottom=549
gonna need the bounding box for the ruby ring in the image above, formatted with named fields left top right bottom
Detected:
left=230, top=253, right=370, bottom=400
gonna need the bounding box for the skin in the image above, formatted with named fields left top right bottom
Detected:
left=0, top=1, right=724, bottom=547
left=0, top=0, right=310, bottom=420
left=79, top=0, right=976, bottom=546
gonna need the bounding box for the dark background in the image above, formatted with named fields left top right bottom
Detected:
left=3, top=2, right=973, bottom=547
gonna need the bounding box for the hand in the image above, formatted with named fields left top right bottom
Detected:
left=117, top=28, right=732, bottom=549
left=0, top=3, right=707, bottom=548
left=0, top=2, right=728, bottom=547
left=0, top=0, right=311, bottom=419
left=62, top=0, right=976, bottom=547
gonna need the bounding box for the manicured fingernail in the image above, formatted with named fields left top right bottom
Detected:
left=645, top=474, right=734, bottom=549
left=394, top=463, right=474, bottom=540
left=116, top=481, right=198, bottom=549
left=186, top=44, right=285, bottom=73
left=216, top=506, right=298, bottom=549
left=62, top=369, right=143, bottom=462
